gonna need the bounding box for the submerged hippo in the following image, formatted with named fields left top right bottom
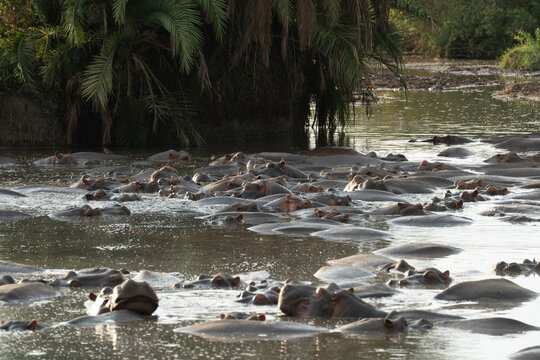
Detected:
left=278, top=284, right=386, bottom=319
left=336, top=315, right=432, bottom=333
left=176, top=273, right=241, bottom=289
left=494, top=259, right=540, bottom=275
left=50, top=269, right=125, bottom=288
left=0, top=320, right=49, bottom=331
left=177, top=319, right=327, bottom=341
left=147, top=150, right=189, bottom=162
left=437, top=317, right=539, bottom=335
left=0, top=282, right=57, bottom=302
left=435, top=278, right=537, bottom=301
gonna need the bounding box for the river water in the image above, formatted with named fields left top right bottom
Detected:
left=1, top=62, right=540, bottom=359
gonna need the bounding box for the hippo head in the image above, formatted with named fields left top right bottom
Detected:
left=278, top=284, right=386, bottom=319
left=383, top=316, right=408, bottom=331
left=109, top=280, right=159, bottom=315
left=87, top=286, right=114, bottom=315
left=0, top=320, right=42, bottom=331
left=326, top=289, right=387, bottom=318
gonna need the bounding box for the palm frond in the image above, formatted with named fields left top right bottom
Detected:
left=112, top=0, right=129, bottom=25
left=273, top=0, right=293, bottom=57
left=62, top=0, right=87, bottom=46
left=296, top=0, right=316, bottom=49
left=197, top=0, right=228, bottom=41
left=254, top=0, right=273, bottom=67
left=131, top=0, right=203, bottom=73
left=82, top=31, right=125, bottom=109
left=14, top=34, right=37, bottom=90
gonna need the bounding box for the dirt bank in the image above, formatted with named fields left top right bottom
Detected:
left=493, top=82, right=540, bottom=101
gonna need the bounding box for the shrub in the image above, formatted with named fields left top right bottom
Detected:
left=500, top=29, right=540, bottom=71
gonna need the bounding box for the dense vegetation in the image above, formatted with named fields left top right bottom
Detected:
left=501, top=28, right=540, bottom=71
left=393, top=0, right=540, bottom=59
left=0, top=0, right=404, bottom=147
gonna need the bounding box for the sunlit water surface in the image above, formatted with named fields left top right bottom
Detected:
left=1, top=73, right=540, bottom=359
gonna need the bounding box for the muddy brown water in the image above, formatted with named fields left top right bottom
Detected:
left=1, top=62, right=540, bottom=359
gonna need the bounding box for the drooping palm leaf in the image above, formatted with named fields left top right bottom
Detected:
left=63, top=0, right=87, bottom=46
left=197, top=0, right=228, bottom=41
left=82, top=31, right=126, bottom=108
left=130, top=0, right=203, bottom=73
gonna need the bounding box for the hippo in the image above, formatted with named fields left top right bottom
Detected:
left=376, top=243, right=462, bottom=258
left=149, top=166, right=180, bottom=182
left=311, top=225, right=392, bottom=242
left=491, top=135, right=540, bottom=152
left=50, top=269, right=125, bottom=288
left=0, top=189, right=26, bottom=197
left=113, top=181, right=159, bottom=193
left=220, top=312, right=266, bottom=320
left=346, top=189, right=405, bottom=202
left=437, top=317, right=539, bottom=335
left=437, top=147, right=474, bottom=158
left=147, top=149, right=189, bottom=162
left=235, top=180, right=292, bottom=199
left=390, top=214, right=473, bottom=227
left=236, top=280, right=281, bottom=305
left=423, top=196, right=463, bottom=211
left=314, top=265, right=374, bottom=285
left=417, top=160, right=458, bottom=171
left=176, top=319, right=327, bottom=341
left=87, top=280, right=158, bottom=316
left=434, top=278, right=537, bottom=301
left=66, top=310, right=150, bottom=326
left=336, top=316, right=409, bottom=333
left=0, top=260, right=43, bottom=274
left=177, top=273, right=241, bottom=289
left=33, top=152, right=75, bottom=166
left=425, top=135, right=474, bottom=145
left=0, top=275, right=15, bottom=285
left=387, top=269, right=451, bottom=288
left=0, top=210, right=31, bottom=221
left=0, top=320, right=49, bottom=331
left=108, top=280, right=159, bottom=315
left=50, top=205, right=131, bottom=218
left=278, top=284, right=386, bottom=319
left=369, top=202, right=425, bottom=216
left=494, top=259, right=540, bottom=275
left=0, top=282, right=57, bottom=302
left=262, top=194, right=312, bottom=212
left=510, top=345, right=540, bottom=360
left=484, top=152, right=540, bottom=164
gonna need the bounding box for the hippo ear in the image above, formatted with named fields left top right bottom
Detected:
left=279, top=160, right=285, bottom=168
left=55, top=151, right=61, bottom=159
left=384, top=319, right=394, bottom=328
left=285, top=194, right=292, bottom=200
left=220, top=313, right=226, bottom=320
left=258, top=314, right=266, bottom=321
left=233, top=276, right=241, bottom=285
left=28, top=320, right=39, bottom=331
left=88, top=292, right=97, bottom=301
left=397, top=202, right=405, bottom=209
left=348, top=287, right=354, bottom=293
left=442, top=270, right=450, bottom=280
left=236, top=214, right=243, bottom=222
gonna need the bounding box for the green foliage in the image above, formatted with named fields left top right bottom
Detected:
left=392, top=0, right=540, bottom=59
left=1, top=0, right=404, bottom=146
left=500, top=29, right=540, bottom=71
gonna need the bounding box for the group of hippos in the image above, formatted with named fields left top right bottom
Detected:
left=2, top=133, right=540, bottom=359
